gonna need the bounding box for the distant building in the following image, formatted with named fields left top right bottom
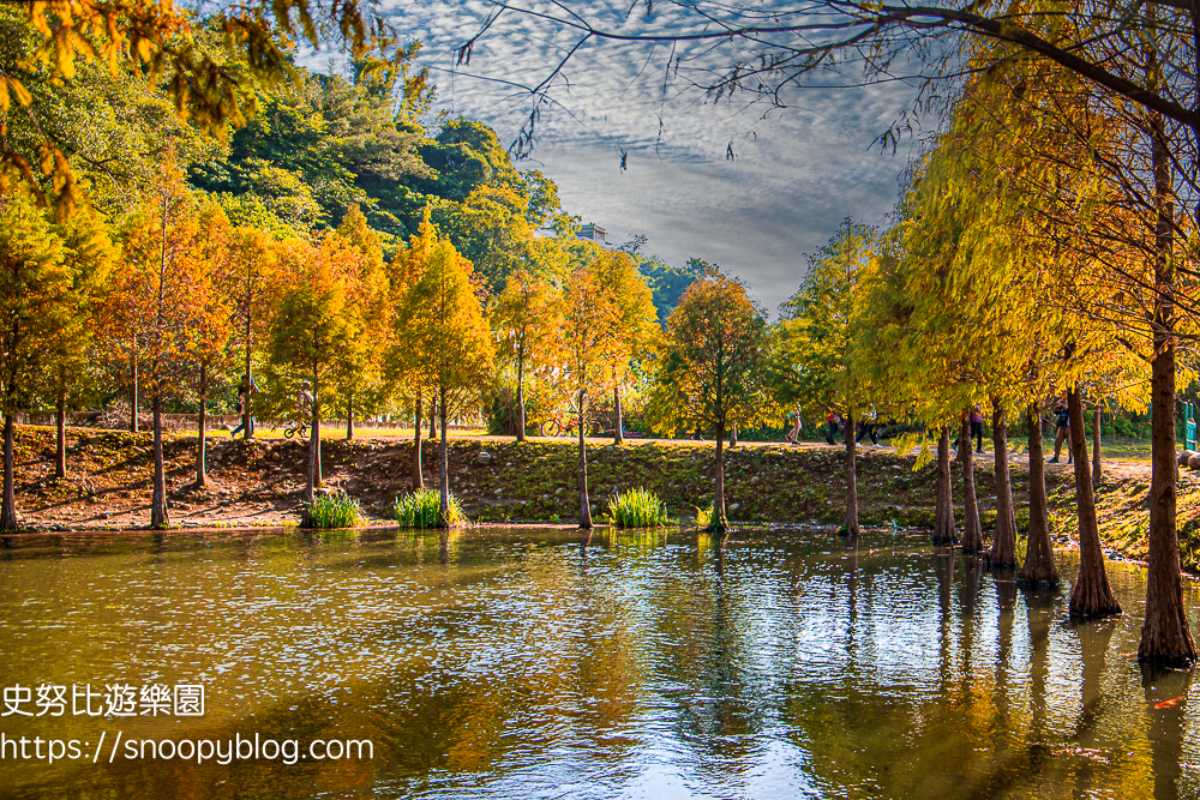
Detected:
left=578, top=222, right=608, bottom=245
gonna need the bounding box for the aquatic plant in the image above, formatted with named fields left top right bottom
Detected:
left=393, top=488, right=466, bottom=528
left=693, top=502, right=714, bottom=530
left=303, top=492, right=361, bottom=529
left=608, top=487, right=670, bottom=528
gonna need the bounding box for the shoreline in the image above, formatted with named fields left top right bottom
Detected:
left=5, top=425, right=1196, bottom=571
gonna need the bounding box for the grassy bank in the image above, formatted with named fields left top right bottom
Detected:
left=10, top=426, right=1199, bottom=571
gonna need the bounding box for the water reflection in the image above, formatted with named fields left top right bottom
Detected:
left=0, top=528, right=1198, bottom=799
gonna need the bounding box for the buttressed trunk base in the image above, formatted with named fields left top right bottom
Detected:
left=959, top=415, right=983, bottom=555
left=932, top=427, right=957, bottom=546
left=987, top=404, right=1017, bottom=569
left=1018, top=407, right=1058, bottom=587
left=1066, top=387, right=1120, bottom=620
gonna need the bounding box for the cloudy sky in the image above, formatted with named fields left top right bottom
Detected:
left=391, top=1, right=926, bottom=312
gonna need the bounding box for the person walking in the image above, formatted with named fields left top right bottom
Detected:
left=969, top=404, right=984, bottom=454
left=1049, top=399, right=1072, bottom=464
left=785, top=405, right=803, bottom=444
left=856, top=408, right=880, bottom=446
left=229, top=376, right=258, bottom=438
left=824, top=411, right=840, bottom=446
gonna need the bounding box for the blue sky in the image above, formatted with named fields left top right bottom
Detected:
left=389, top=1, right=924, bottom=311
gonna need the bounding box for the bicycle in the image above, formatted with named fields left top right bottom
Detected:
left=539, top=405, right=597, bottom=438
left=283, top=419, right=309, bottom=440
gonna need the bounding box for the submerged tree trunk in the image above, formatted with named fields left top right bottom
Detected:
left=130, top=349, right=139, bottom=433
left=932, top=427, right=957, bottom=545
left=1067, top=387, right=1120, bottom=620
left=613, top=385, right=624, bottom=445
left=438, top=383, right=451, bottom=527
left=1139, top=110, right=1196, bottom=667
left=988, top=403, right=1017, bottom=568
left=1019, top=406, right=1059, bottom=586
left=713, top=418, right=728, bottom=533
left=577, top=389, right=592, bottom=529
left=1, top=412, right=17, bottom=531
left=346, top=391, right=354, bottom=441
left=959, top=415, right=983, bottom=555
left=844, top=409, right=860, bottom=537
left=412, top=395, right=424, bottom=490
left=515, top=352, right=526, bottom=442
left=55, top=389, right=67, bottom=479
left=195, top=363, right=208, bottom=489
left=150, top=392, right=168, bottom=529
left=1092, top=403, right=1103, bottom=486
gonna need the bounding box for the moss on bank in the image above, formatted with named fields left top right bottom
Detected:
left=11, top=426, right=1200, bottom=572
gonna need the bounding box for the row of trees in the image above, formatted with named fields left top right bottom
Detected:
left=0, top=143, right=676, bottom=529
left=758, top=23, right=1199, bottom=669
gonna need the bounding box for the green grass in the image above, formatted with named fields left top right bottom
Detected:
left=393, top=488, right=466, bottom=528
left=607, top=487, right=670, bottom=528
left=303, top=492, right=362, bottom=529
left=1097, top=439, right=1151, bottom=462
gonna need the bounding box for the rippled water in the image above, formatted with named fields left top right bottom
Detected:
left=0, top=527, right=1198, bottom=799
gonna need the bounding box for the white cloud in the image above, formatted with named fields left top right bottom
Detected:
left=391, top=1, right=925, bottom=310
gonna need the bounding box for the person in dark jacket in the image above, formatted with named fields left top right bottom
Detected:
left=1049, top=399, right=1072, bottom=464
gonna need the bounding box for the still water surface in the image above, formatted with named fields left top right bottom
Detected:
left=0, top=527, right=1198, bottom=799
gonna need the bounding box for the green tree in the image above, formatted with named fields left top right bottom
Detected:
left=647, top=275, right=770, bottom=533
left=776, top=220, right=878, bottom=537
left=267, top=237, right=352, bottom=507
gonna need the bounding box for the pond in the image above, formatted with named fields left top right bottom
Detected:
left=0, top=527, right=1197, bottom=799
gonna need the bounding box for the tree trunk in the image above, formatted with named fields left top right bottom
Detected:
left=515, top=352, right=526, bottom=442
left=844, top=409, right=859, bottom=537
left=932, top=427, right=957, bottom=545
left=428, top=398, right=436, bottom=440
left=438, top=382, right=451, bottom=527
left=1, top=412, right=17, bottom=531
left=150, top=392, right=168, bottom=529
left=1092, top=403, right=1103, bottom=486
left=613, top=385, right=624, bottom=445
left=195, top=363, right=207, bottom=489
left=1067, top=386, right=1120, bottom=620
left=1139, top=108, right=1196, bottom=667
left=413, top=395, right=424, bottom=490
left=577, top=389, right=592, bottom=529
left=1019, top=406, right=1059, bottom=587
left=713, top=418, right=728, bottom=532
left=346, top=392, right=354, bottom=441
left=242, top=314, right=253, bottom=440
left=988, top=403, right=1017, bottom=568
left=130, top=349, right=139, bottom=433
left=313, top=369, right=322, bottom=486
left=959, top=415, right=983, bottom=555
left=54, top=390, right=67, bottom=479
